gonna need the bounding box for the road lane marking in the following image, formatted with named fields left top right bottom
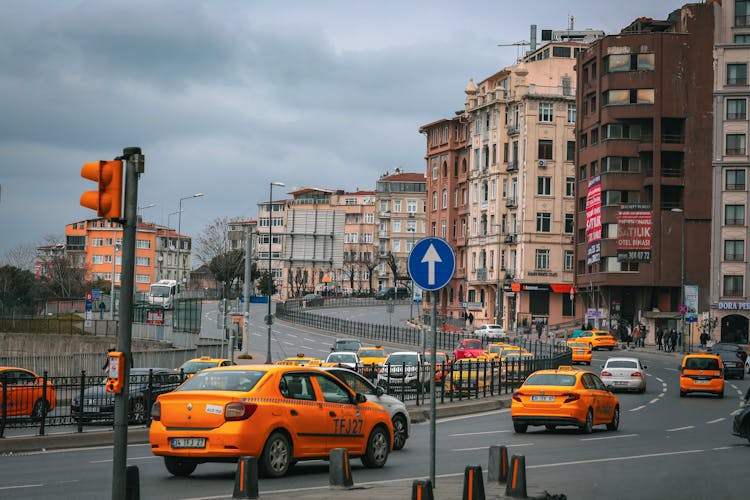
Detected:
left=658, top=393, right=665, bottom=397
left=453, top=443, right=532, bottom=452
left=712, top=446, right=733, bottom=450
left=580, top=433, right=637, bottom=441
left=730, top=409, right=742, bottom=416
left=282, top=341, right=294, bottom=345
left=303, top=338, right=317, bottom=343
left=450, top=430, right=511, bottom=437
left=527, top=448, right=705, bottom=469
left=90, top=456, right=157, bottom=464
left=707, top=418, right=725, bottom=424
left=649, top=398, right=659, bottom=404
left=666, top=426, right=695, bottom=432
left=434, top=408, right=510, bottom=423
left=0, top=484, right=45, bottom=491
left=656, top=377, right=664, bottom=383
left=629, top=405, right=646, bottom=412
left=664, top=367, right=678, bottom=372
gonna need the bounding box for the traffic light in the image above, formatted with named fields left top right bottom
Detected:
left=80, top=160, right=123, bottom=218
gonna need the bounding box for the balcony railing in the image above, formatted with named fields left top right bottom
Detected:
left=505, top=198, right=517, bottom=208
left=507, top=161, right=518, bottom=172
left=476, top=268, right=488, bottom=281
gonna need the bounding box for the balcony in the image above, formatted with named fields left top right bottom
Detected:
left=507, top=126, right=519, bottom=136
left=379, top=211, right=391, bottom=218
left=505, top=198, right=517, bottom=208
left=507, top=161, right=518, bottom=172
left=504, top=233, right=517, bottom=243
left=378, top=231, right=390, bottom=238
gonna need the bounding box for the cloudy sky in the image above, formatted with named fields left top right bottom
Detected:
left=0, top=0, right=688, bottom=266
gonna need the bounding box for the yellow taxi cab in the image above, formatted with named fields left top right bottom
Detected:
left=486, top=342, right=513, bottom=360
left=357, top=346, right=388, bottom=376
left=566, top=340, right=593, bottom=365
left=498, top=345, right=522, bottom=361
left=577, top=330, right=617, bottom=351
left=150, top=364, right=394, bottom=478
left=679, top=353, right=724, bottom=398
left=511, top=366, right=620, bottom=434
left=424, top=350, right=451, bottom=385
left=177, top=357, right=235, bottom=379
left=276, top=353, right=322, bottom=367
left=445, top=358, right=496, bottom=395
left=0, top=366, right=57, bottom=419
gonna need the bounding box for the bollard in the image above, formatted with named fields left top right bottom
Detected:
left=125, top=465, right=140, bottom=500
left=488, top=445, right=509, bottom=483
left=462, top=465, right=485, bottom=500
left=329, top=448, right=354, bottom=488
left=505, top=455, right=528, bottom=498
left=411, top=479, right=434, bottom=500
left=233, top=456, right=259, bottom=499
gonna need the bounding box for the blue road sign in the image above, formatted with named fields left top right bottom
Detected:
left=408, top=237, right=455, bottom=291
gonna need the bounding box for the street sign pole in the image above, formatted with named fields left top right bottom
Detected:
left=429, top=291, right=437, bottom=485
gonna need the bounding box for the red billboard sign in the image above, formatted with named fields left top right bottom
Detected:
left=616, top=204, right=652, bottom=262
left=585, top=176, right=602, bottom=264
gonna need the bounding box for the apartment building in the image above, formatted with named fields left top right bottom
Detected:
left=330, top=190, right=378, bottom=294
left=373, top=170, right=427, bottom=291
left=463, top=29, right=601, bottom=332
left=419, top=116, right=471, bottom=320
left=575, top=4, right=714, bottom=343
left=711, top=0, right=750, bottom=344
left=257, top=197, right=287, bottom=298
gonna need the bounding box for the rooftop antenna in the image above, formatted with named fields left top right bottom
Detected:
left=497, top=40, right=531, bottom=62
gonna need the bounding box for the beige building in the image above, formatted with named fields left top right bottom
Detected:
left=464, top=29, right=602, bottom=332
left=257, top=197, right=287, bottom=298
left=374, top=170, right=427, bottom=291
left=330, top=190, right=378, bottom=294
left=710, top=0, right=750, bottom=344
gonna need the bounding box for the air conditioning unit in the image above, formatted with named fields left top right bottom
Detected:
left=538, top=160, right=547, bottom=168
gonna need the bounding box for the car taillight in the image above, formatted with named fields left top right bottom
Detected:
left=563, top=393, right=580, bottom=403
left=151, top=401, right=160, bottom=421
left=225, top=402, right=258, bottom=421
left=601, top=371, right=612, bottom=377
left=631, top=372, right=643, bottom=377
left=512, top=391, right=523, bottom=402
left=738, top=362, right=744, bottom=367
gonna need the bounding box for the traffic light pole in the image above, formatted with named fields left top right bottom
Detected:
left=112, top=147, right=143, bottom=500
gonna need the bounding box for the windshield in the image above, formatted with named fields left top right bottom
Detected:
left=179, top=361, right=219, bottom=374
left=387, top=354, right=419, bottom=366
left=359, top=350, right=384, bottom=358
left=327, top=353, right=356, bottom=363
left=177, top=370, right=264, bottom=392
left=524, top=373, right=577, bottom=386
left=150, top=285, right=171, bottom=297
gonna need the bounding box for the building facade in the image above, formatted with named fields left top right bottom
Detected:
left=330, top=190, right=378, bottom=294
left=575, top=4, right=715, bottom=345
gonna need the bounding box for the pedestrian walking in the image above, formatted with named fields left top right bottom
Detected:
left=699, top=331, right=709, bottom=349
left=656, top=328, right=663, bottom=350
left=625, top=324, right=632, bottom=349
left=632, top=325, right=641, bottom=349
left=669, top=328, right=678, bottom=352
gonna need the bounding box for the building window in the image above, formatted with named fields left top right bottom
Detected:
left=567, top=104, right=576, bottom=123
left=564, top=250, right=574, bottom=271
left=92, top=238, right=104, bottom=247
left=406, top=199, right=418, bottom=213
left=136, top=256, right=150, bottom=266
left=566, top=177, right=575, bottom=197
left=727, top=134, right=747, bottom=155
left=536, top=212, right=551, bottom=232
left=579, top=165, right=587, bottom=180
left=606, top=53, right=655, bottom=72
left=564, top=214, right=574, bottom=233
left=602, top=89, right=655, bottom=105
left=92, top=255, right=103, bottom=264
left=723, top=275, right=744, bottom=296
left=442, top=189, right=448, bottom=209
left=136, top=274, right=151, bottom=283
left=725, top=240, right=745, bottom=261
left=727, top=98, right=747, bottom=119
left=737, top=0, right=750, bottom=26
left=535, top=249, right=550, bottom=270
left=393, top=200, right=402, bottom=212
left=726, top=204, right=746, bottom=225
left=538, top=140, right=553, bottom=160
left=727, top=169, right=746, bottom=190
left=136, top=239, right=151, bottom=249
left=441, top=220, right=447, bottom=238
left=539, top=103, right=553, bottom=122
left=736, top=34, right=750, bottom=43
left=566, top=141, right=575, bottom=161
left=728, top=63, right=748, bottom=85
left=432, top=191, right=437, bottom=211
left=537, top=176, right=552, bottom=196
left=432, top=162, right=438, bottom=179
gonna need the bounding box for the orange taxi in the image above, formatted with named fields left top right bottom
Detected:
left=177, top=357, right=235, bottom=378
left=150, top=365, right=394, bottom=478
left=679, top=353, right=724, bottom=398
left=577, top=330, right=616, bottom=351
left=357, top=346, right=388, bottom=376
left=566, top=340, right=592, bottom=365
left=424, top=350, right=451, bottom=385
left=0, top=367, right=57, bottom=419
left=511, top=366, right=619, bottom=434
left=486, top=342, right=513, bottom=360
left=276, top=354, right=322, bottom=367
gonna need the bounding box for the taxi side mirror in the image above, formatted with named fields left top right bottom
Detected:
left=355, top=393, right=367, bottom=404
left=375, top=386, right=384, bottom=397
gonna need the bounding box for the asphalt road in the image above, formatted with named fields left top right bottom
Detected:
left=1, top=347, right=748, bottom=499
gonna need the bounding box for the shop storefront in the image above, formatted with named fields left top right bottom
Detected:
left=714, top=302, right=750, bottom=344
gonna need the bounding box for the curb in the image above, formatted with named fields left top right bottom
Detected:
left=408, top=395, right=512, bottom=423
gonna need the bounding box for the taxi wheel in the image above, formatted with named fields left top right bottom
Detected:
left=164, top=457, right=197, bottom=477
left=261, top=431, right=292, bottom=478
left=606, top=406, right=620, bottom=431
left=513, top=422, right=528, bottom=434
left=580, top=409, right=594, bottom=434
left=361, top=425, right=389, bottom=468
left=31, top=399, right=49, bottom=422
left=392, top=415, right=408, bottom=451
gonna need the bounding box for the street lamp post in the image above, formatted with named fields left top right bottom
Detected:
left=177, top=193, right=204, bottom=290
left=407, top=221, right=416, bottom=321
left=265, top=182, right=285, bottom=364
left=110, top=238, right=121, bottom=319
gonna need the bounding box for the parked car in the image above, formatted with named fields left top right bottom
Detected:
left=302, top=293, right=324, bottom=306
left=600, top=357, right=647, bottom=393
left=322, top=366, right=410, bottom=450
left=0, top=366, right=56, bottom=420
left=474, top=324, right=508, bottom=341
left=374, top=286, right=410, bottom=300
left=714, top=350, right=745, bottom=380
left=71, top=368, right=181, bottom=424
left=453, top=338, right=486, bottom=360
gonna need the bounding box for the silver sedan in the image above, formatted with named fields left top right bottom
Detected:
left=600, top=357, right=647, bottom=393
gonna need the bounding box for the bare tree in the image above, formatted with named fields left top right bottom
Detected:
left=194, top=217, right=253, bottom=297
left=2, top=243, right=36, bottom=271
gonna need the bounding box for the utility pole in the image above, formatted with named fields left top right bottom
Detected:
left=112, top=147, right=143, bottom=500
left=242, top=227, right=253, bottom=357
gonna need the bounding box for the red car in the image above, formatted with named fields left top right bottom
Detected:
left=453, top=339, right=485, bottom=360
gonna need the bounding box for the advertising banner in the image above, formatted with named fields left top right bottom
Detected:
left=616, top=203, right=653, bottom=262
left=684, top=285, right=698, bottom=323
left=585, top=176, right=602, bottom=264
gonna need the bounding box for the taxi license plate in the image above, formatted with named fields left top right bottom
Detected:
left=695, top=380, right=709, bottom=385
left=575, top=350, right=585, bottom=354
left=531, top=395, right=555, bottom=402
left=171, top=438, right=206, bottom=449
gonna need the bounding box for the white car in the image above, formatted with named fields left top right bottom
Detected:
left=376, top=351, right=426, bottom=391
left=601, top=357, right=647, bottom=393
left=474, top=324, right=508, bottom=340
left=322, top=366, right=410, bottom=450
left=323, top=351, right=361, bottom=370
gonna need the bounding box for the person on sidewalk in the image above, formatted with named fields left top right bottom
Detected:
left=699, top=331, right=709, bottom=350
left=656, top=328, right=663, bottom=350
left=669, top=328, right=678, bottom=352
left=632, top=325, right=641, bottom=349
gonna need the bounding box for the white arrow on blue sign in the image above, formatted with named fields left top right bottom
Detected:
left=408, top=237, right=455, bottom=291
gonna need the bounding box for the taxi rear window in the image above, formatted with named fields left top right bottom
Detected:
left=684, top=358, right=720, bottom=370
left=524, top=373, right=576, bottom=386
left=178, top=370, right=264, bottom=392
left=387, top=354, right=419, bottom=365
left=359, top=350, right=383, bottom=357
left=180, top=361, right=218, bottom=373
